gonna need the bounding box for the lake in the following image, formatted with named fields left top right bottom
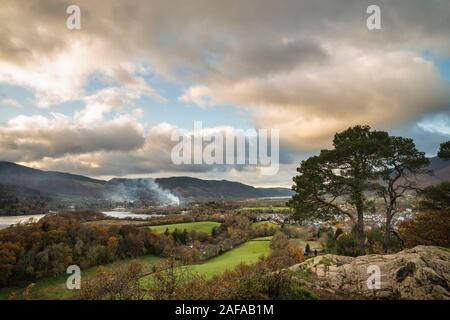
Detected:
left=0, top=214, right=46, bottom=230
left=102, top=210, right=164, bottom=219
left=0, top=210, right=162, bottom=230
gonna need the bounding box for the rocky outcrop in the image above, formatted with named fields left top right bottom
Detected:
left=290, top=246, right=450, bottom=300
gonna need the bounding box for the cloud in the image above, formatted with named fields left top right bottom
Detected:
left=418, top=113, right=450, bottom=136
left=390, top=117, right=450, bottom=156
left=180, top=50, right=450, bottom=150
left=1, top=0, right=450, bottom=185
left=0, top=98, right=21, bottom=108
left=179, top=86, right=217, bottom=108
left=74, top=85, right=156, bottom=125
left=0, top=37, right=107, bottom=107
left=2, top=0, right=449, bottom=101
left=0, top=114, right=145, bottom=161
left=0, top=3, right=164, bottom=107
left=1, top=120, right=287, bottom=183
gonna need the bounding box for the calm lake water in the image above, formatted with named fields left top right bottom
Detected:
left=0, top=214, right=46, bottom=230
left=102, top=210, right=164, bottom=219
left=0, top=210, right=163, bottom=230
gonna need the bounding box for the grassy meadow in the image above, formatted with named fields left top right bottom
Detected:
left=289, top=239, right=323, bottom=250
left=252, top=220, right=281, bottom=229
left=0, top=255, right=163, bottom=300
left=186, top=236, right=271, bottom=278
left=146, top=221, right=221, bottom=234
left=0, top=236, right=271, bottom=300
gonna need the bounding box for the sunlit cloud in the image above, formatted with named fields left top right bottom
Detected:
left=0, top=98, right=21, bottom=108
left=0, top=0, right=450, bottom=186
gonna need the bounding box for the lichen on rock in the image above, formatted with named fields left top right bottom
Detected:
left=289, top=246, right=450, bottom=300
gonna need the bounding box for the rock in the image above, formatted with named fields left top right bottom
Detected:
left=289, top=246, right=450, bottom=300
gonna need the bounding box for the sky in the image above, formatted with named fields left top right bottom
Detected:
left=0, top=0, right=449, bottom=187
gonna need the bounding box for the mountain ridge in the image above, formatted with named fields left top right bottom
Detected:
left=1, top=157, right=448, bottom=204
left=0, top=161, right=293, bottom=202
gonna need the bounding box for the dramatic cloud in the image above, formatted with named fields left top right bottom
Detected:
left=0, top=0, right=449, bottom=185
left=0, top=114, right=146, bottom=161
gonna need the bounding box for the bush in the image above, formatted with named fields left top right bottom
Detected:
left=326, top=231, right=360, bottom=257
left=335, top=233, right=360, bottom=257
left=78, top=261, right=144, bottom=300
left=398, top=209, right=450, bottom=248
left=420, top=182, right=450, bottom=210
left=165, top=264, right=316, bottom=300
left=266, top=270, right=316, bottom=300
left=365, top=228, right=403, bottom=254
left=277, top=282, right=316, bottom=300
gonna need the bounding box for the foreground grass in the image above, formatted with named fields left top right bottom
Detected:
left=146, top=221, right=220, bottom=234
left=0, top=255, right=163, bottom=300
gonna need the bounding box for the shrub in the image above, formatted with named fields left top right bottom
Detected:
left=78, top=261, right=144, bottom=300
left=326, top=232, right=360, bottom=257
left=398, top=209, right=450, bottom=248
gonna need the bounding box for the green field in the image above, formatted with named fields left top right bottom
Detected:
left=0, top=255, right=163, bottom=300
left=253, top=221, right=281, bottom=229
left=187, top=237, right=271, bottom=278
left=147, top=221, right=220, bottom=234
left=289, top=239, right=323, bottom=250
left=1, top=235, right=271, bottom=300
left=141, top=236, right=271, bottom=289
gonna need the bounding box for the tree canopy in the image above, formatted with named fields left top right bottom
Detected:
left=289, top=125, right=429, bottom=254
left=289, top=125, right=391, bottom=254
left=438, top=141, right=450, bottom=160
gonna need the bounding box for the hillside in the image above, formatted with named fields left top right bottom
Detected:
left=415, top=157, right=450, bottom=186
left=155, top=176, right=293, bottom=199
left=0, top=161, right=293, bottom=204
left=0, top=184, right=52, bottom=215
left=2, top=158, right=448, bottom=205
left=0, top=161, right=107, bottom=198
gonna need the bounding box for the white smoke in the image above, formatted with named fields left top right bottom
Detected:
left=144, top=179, right=180, bottom=206
left=107, top=183, right=132, bottom=203
left=105, top=178, right=181, bottom=207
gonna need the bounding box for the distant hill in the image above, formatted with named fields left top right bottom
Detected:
left=0, top=184, right=52, bottom=215
left=0, top=161, right=293, bottom=204
left=0, top=161, right=107, bottom=198
left=414, top=157, right=450, bottom=186
left=154, top=177, right=293, bottom=200
left=3, top=157, right=446, bottom=206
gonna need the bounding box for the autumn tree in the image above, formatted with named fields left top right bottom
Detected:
left=0, top=243, right=20, bottom=286
left=398, top=209, right=450, bottom=248
left=79, top=261, right=144, bottom=300
left=147, top=258, right=198, bottom=300
left=402, top=140, right=450, bottom=248
left=420, top=182, right=450, bottom=210
left=419, top=140, right=450, bottom=210
left=437, top=140, right=450, bottom=160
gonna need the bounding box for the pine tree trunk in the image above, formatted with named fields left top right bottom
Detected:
left=356, top=195, right=366, bottom=255
left=384, top=213, right=392, bottom=253
left=356, top=210, right=365, bottom=255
